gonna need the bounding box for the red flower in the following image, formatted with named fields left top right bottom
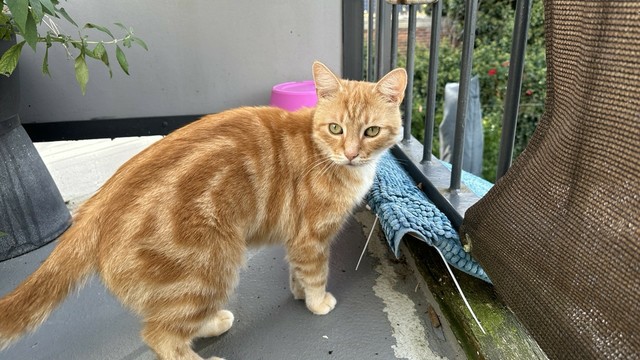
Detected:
left=525, top=89, right=533, bottom=96
left=488, top=68, right=497, bottom=76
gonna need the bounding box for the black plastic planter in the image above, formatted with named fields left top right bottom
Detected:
left=0, top=39, right=71, bottom=261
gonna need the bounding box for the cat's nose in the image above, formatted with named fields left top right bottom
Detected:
left=345, top=151, right=359, bottom=161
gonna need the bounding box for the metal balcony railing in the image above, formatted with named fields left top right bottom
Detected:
left=346, top=0, right=533, bottom=229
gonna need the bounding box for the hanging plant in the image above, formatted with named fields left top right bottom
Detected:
left=0, top=0, right=146, bottom=94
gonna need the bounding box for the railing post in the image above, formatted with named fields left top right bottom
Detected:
left=390, top=4, right=399, bottom=70
left=376, top=0, right=392, bottom=81
left=496, top=0, right=533, bottom=180
left=403, top=4, right=418, bottom=143
left=450, top=0, right=479, bottom=191
left=342, top=0, right=365, bottom=80
left=367, top=0, right=376, bottom=81
left=421, top=0, right=443, bottom=163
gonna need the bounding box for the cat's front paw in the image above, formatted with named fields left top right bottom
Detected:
left=306, top=292, right=337, bottom=315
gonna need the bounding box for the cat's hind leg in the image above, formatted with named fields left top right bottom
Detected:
left=141, top=314, right=231, bottom=360
left=142, top=320, right=205, bottom=360
left=195, top=310, right=235, bottom=338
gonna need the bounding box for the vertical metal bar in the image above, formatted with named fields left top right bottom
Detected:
left=342, top=0, right=364, bottom=80
left=376, top=0, right=391, bottom=81
left=421, top=0, right=443, bottom=163
left=450, top=0, right=479, bottom=191
left=496, top=0, right=533, bottom=180
left=390, top=4, right=399, bottom=69
left=403, top=4, right=418, bottom=143
left=367, top=0, right=375, bottom=81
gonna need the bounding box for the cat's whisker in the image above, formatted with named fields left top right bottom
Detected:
left=301, top=156, right=335, bottom=179
left=314, top=160, right=338, bottom=183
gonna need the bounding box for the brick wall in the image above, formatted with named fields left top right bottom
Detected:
left=364, top=25, right=432, bottom=55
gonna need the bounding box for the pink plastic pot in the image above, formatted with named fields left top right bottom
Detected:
left=270, top=80, right=318, bottom=111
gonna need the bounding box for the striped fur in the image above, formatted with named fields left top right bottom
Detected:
left=0, top=62, right=407, bottom=360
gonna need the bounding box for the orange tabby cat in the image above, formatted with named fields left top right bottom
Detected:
left=0, top=62, right=407, bottom=360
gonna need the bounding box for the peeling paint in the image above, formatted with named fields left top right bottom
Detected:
left=356, top=212, right=445, bottom=360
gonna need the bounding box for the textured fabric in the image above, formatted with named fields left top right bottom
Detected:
left=461, top=1, right=640, bottom=358
left=367, top=152, right=491, bottom=282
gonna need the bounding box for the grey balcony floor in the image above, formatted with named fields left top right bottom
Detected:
left=0, top=137, right=465, bottom=360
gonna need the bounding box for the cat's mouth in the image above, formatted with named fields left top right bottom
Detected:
left=340, top=158, right=370, bottom=167
left=327, top=152, right=373, bottom=167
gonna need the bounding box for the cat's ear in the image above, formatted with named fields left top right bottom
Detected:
left=313, top=61, right=342, bottom=100
left=374, top=68, right=407, bottom=105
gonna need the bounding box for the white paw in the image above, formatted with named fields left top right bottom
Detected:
left=306, top=292, right=337, bottom=315
left=197, top=310, right=234, bottom=338
left=213, top=310, right=234, bottom=335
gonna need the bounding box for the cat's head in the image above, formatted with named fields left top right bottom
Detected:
left=311, top=61, right=407, bottom=168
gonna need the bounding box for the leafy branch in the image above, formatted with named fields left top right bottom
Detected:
left=0, top=0, right=146, bottom=94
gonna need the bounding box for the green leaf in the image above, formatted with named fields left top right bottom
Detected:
left=39, top=0, right=57, bottom=16
left=57, top=7, right=78, bottom=27
left=29, top=0, right=44, bottom=23
left=122, top=36, right=131, bottom=48
left=93, top=42, right=106, bottom=59
left=115, top=45, right=129, bottom=75
left=93, top=42, right=112, bottom=78
left=74, top=53, right=89, bottom=95
left=113, top=22, right=128, bottom=32
left=84, top=23, right=114, bottom=39
left=0, top=13, right=11, bottom=40
left=79, top=39, right=96, bottom=59
left=23, top=11, right=38, bottom=50
left=0, top=231, right=7, bottom=238
left=84, top=47, right=98, bottom=59
left=0, top=41, right=26, bottom=76
left=131, top=36, right=148, bottom=51
left=5, top=0, right=29, bottom=34
left=0, top=29, right=10, bottom=41
left=42, top=42, right=50, bottom=76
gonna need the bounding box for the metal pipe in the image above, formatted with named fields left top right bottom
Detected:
left=421, top=0, right=443, bottom=163
left=496, top=0, right=533, bottom=180
left=450, top=0, right=479, bottom=191
left=390, top=4, right=399, bottom=69
left=367, top=0, right=375, bottom=81
left=403, top=4, right=418, bottom=143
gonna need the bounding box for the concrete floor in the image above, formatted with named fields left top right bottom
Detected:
left=0, top=137, right=465, bottom=360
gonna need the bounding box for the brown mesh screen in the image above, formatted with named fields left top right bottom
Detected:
left=461, top=1, right=640, bottom=358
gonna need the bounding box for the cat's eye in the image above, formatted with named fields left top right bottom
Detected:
left=328, top=123, right=343, bottom=135
left=364, top=126, right=380, bottom=137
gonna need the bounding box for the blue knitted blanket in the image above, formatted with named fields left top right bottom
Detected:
left=366, top=151, right=493, bottom=283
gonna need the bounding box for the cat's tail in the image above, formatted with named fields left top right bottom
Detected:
left=0, top=218, right=98, bottom=349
